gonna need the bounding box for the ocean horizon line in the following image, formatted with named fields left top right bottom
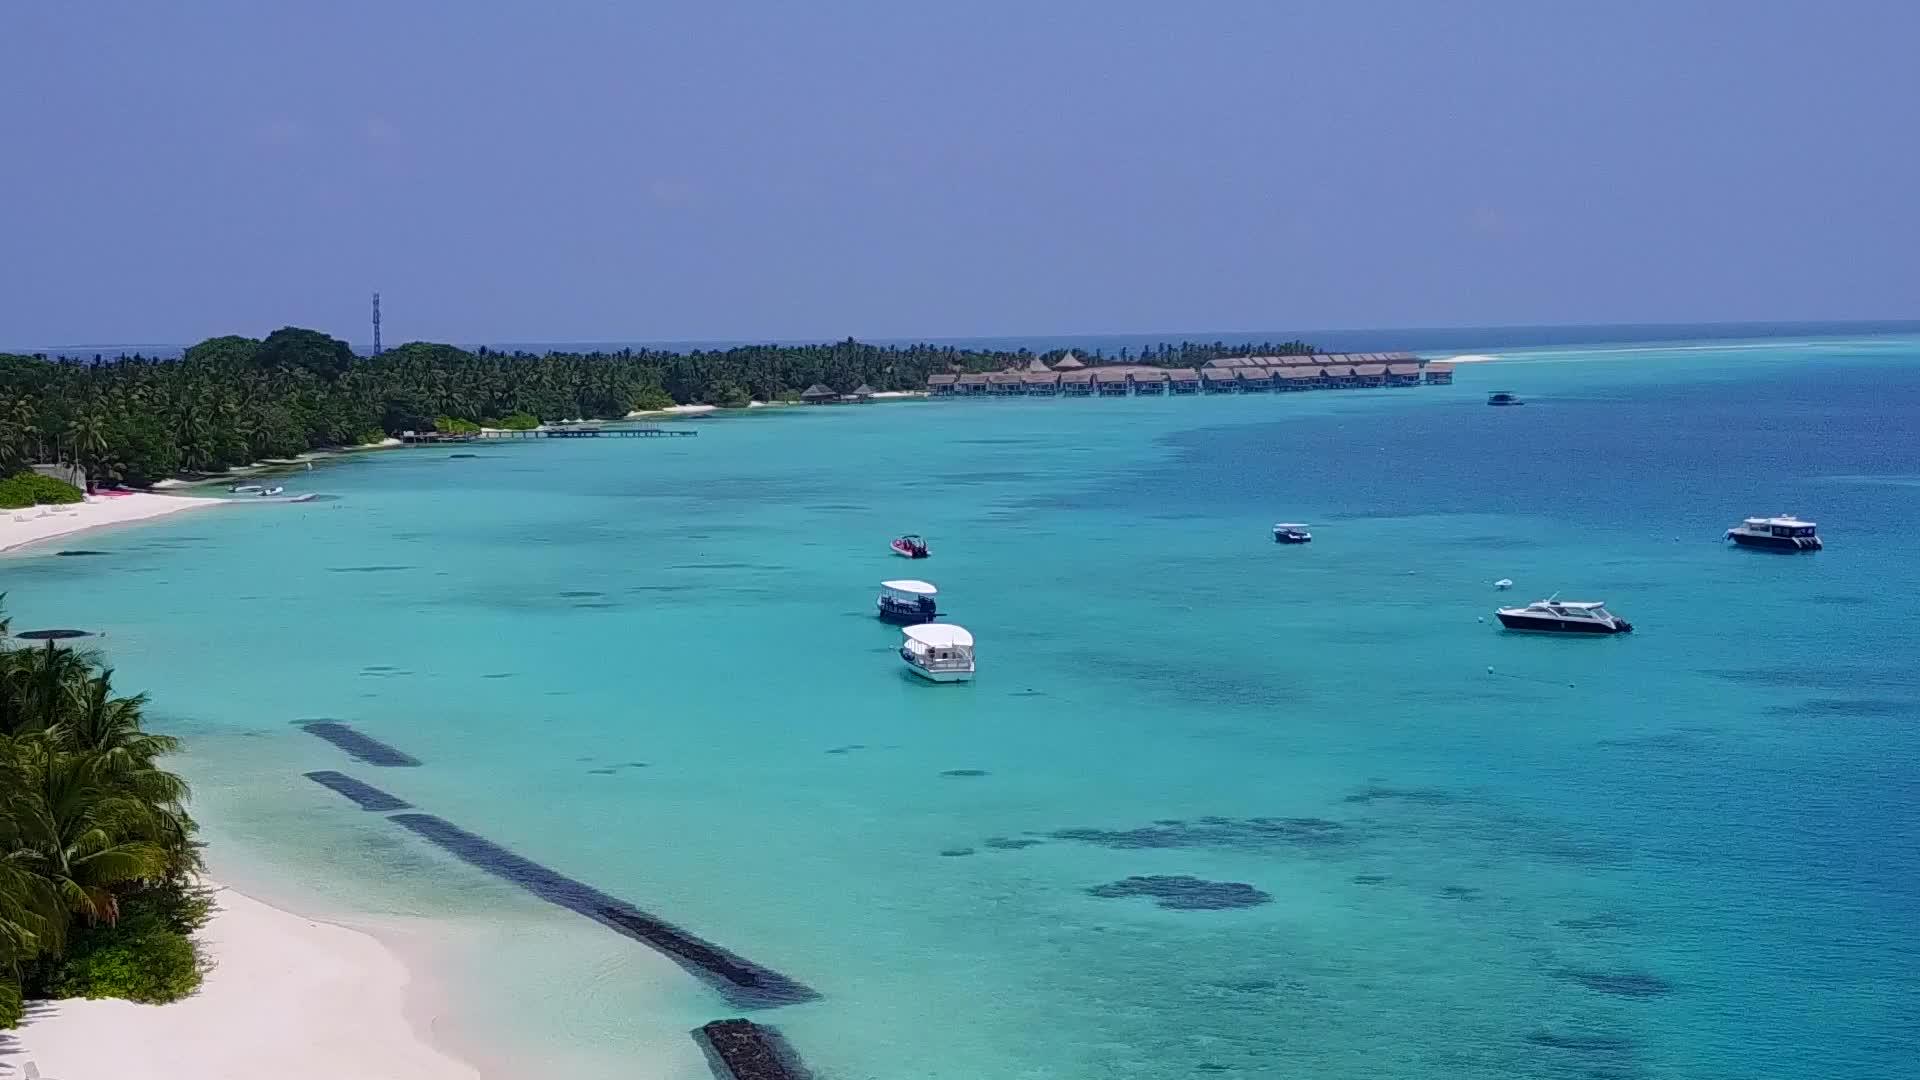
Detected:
left=11, top=316, right=1920, bottom=361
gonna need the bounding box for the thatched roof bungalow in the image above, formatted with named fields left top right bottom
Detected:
left=800, top=383, right=838, bottom=404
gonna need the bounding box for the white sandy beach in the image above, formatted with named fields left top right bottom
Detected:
left=0, top=493, right=225, bottom=554
left=7, top=886, right=479, bottom=1080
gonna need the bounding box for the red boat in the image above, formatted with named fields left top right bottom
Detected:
left=890, top=534, right=930, bottom=559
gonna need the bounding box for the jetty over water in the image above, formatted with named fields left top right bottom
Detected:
left=928, top=353, right=1454, bottom=398
left=399, top=425, right=696, bottom=445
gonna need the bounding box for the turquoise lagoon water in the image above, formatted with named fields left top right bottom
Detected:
left=5, top=333, right=1918, bottom=1078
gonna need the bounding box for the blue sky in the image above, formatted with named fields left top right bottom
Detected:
left=3, top=2, right=1915, bottom=348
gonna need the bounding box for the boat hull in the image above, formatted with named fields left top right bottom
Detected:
left=1728, top=532, right=1821, bottom=552
left=1273, top=533, right=1312, bottom=544
left=901, top=656, right=973, bottom=683
left=1495, top=612, right=1631, bottom=634
left=890, top=544, right=929, bottom=559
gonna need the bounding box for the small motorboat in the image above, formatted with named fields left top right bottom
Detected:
left=1273, top=523, right=1312, bottom=544
left=876, top=580, right=939, bottom=624
left=1495, top=595, right=1632, bottom=635
left=229, top=483, right=265, bottom=494
left=1487, top=391, right=1524, bottom=407
left=1725, top=515, right=1821, bottom=552
left=1493, top=578, right=1514, bottom=590
left=900, top=623, right=974, bottom=682
left=891, top=534, right=930, bottom=559
left=260, top=486, right=285, bottom=496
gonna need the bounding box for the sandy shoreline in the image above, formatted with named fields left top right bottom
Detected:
left=0, top=492, right=226, bottom=554
left=5, top=884, right=480, bottom=1080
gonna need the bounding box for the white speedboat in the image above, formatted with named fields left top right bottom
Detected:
left=877, top=580, right=939, bottom=624
left=1725, top=515, right=1821, bottom=552
left=1272, top=523, right=1312, bottom=544
left=1495, top=596, right=1633, bottom=635
left=900, top=623, right=974, bottom=682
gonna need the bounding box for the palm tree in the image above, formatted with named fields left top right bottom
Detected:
left=4, top=740, right=171, bottom=924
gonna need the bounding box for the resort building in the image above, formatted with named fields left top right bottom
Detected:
left=1131, top=368, right=1169, bottom=395
left=1235, top=367, right=1273, bottom=392
left=1202, top=368, right=1238, bottom=393
left=919, top=350, right=1447, bottom=402
left=987, top=371, right=1025, bottom=396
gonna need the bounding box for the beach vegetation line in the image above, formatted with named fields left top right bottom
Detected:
left=2, top=327, right=1315, bottom=488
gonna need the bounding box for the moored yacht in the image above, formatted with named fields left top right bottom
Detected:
left=1725, top=515, right=1821, bottom=552
left=1272, top=523, right=1312, bottom=544
left=900, top=624, right=975, bottom=682
left=1495, top=597, right=1633, bottom=635
left=876, top=579, right=939, bottom=624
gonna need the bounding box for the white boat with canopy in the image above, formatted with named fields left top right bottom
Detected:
left=877, top=579, right=939, bottom=624
left=900, top=623, right=975, bottom=682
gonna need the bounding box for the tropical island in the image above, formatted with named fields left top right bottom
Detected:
left=0, top=328, right=1314, bottom=490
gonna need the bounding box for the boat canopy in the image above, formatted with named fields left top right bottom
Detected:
left=903, top=623, right=973, bottom=649
left=1744, top=515, right=1816, bottom=528
left=881, top=579, right=938, bottom=596
left=1273, top=523, right=1309, bottom=529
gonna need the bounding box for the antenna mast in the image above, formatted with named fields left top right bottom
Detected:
left=371, top=291, right=383, bottom=355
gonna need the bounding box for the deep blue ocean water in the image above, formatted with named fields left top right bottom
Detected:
left=4, top=330, right=1916, bottom=1078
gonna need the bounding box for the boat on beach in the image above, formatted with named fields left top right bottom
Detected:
left=1495, top=596, right=1633, bottom=634
left=877, top=579, right=939, bottom=624
left=1272, top=523, right=1312, bottom=544
left=891, top=534, right=930, bottom=559
left=899, top=623, right=974, bottom=682
left=1725, top=515, right=1821, bottom=551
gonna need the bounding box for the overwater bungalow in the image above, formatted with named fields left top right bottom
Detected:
left=955, top=373, right=990, bottom=396
left=1202, top=368, right=1238, bottom=393
left=1320, top=364, right=1356, bottom=388
left=987, top=371, right=1025, bottom=396
left=1094, top=369, right=1131, bottom=397
left=1060, top=370, right=1096, bottom=396
left=1168, top=368, right=1201, bottom=394
left=1023, top=370, right=1060, bottom=395
left=847, top=383, right=877, bottom=402
left=1353, top=363, right=1388, bottom=388
left=1385, top=363, right=1422, bottom=387
left=1275, top=366, right=1315, bottom=391
left=800, top=383, right=838, bottom=404
left=1132, top=368, right=1170, bottom=395
left=1424, top=362, right=1455, bottom=385
left=1235, top=367, right=1273, bottom=392
left=927, top=373, right=958, bottom=396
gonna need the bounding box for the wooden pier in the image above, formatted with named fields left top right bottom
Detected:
left=399, top=426, right=697, bottom=445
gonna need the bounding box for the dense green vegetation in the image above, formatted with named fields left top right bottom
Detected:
left=0, top=474, right=84, bottom=510
left=0, top=599, right=205, bottom=1026
left=0, top=328, right=1314, bottom=488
